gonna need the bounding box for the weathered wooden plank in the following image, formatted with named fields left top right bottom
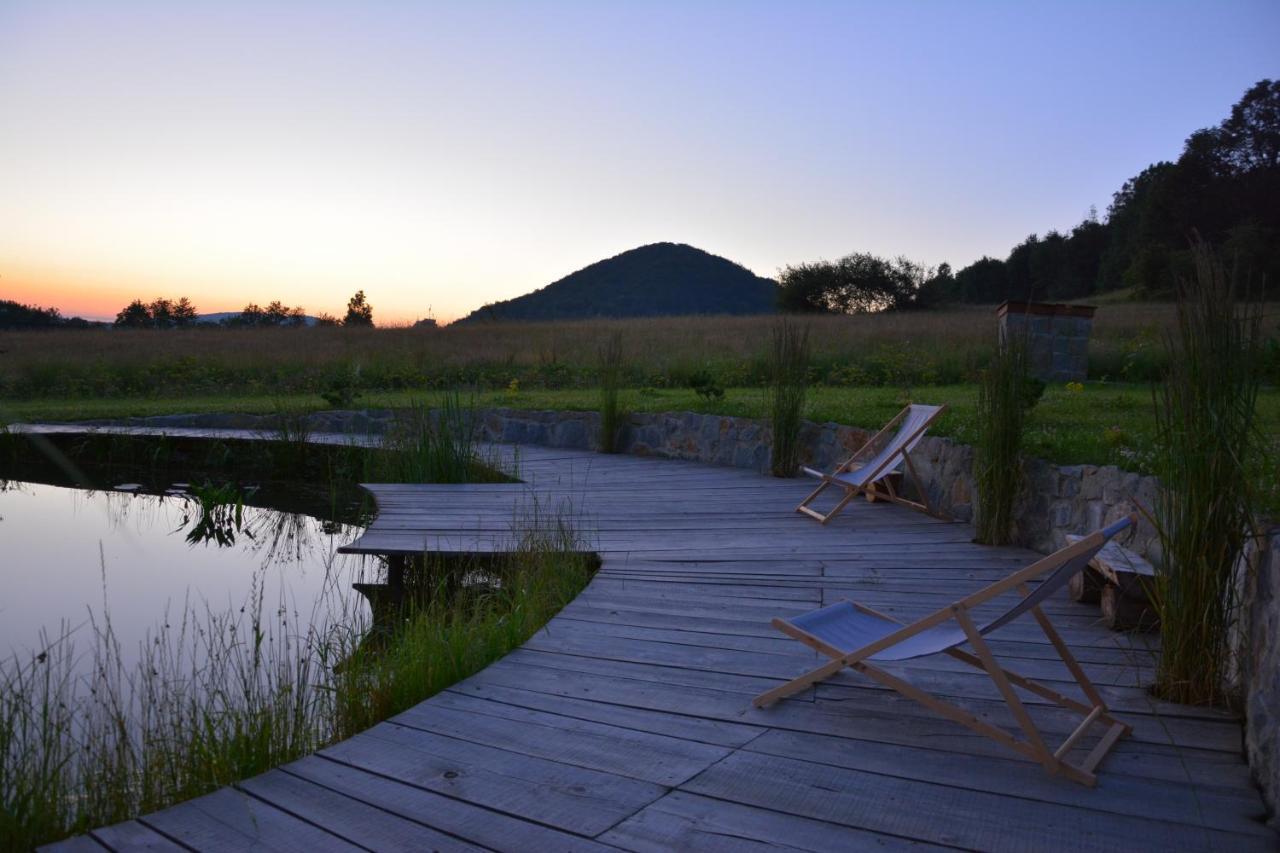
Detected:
left=140, top=786, right=362, bottom=852
left=392, top=692, right=732, bottom=786
left=684, top=751, right=1273, bottom=852
left=743, top=729, right=1270, bottom=836
left=602, top=791, right=949, bottom=852
left=37, top=835, right=108, bottom=853
left=443, top=681, right=765, bottom=748
left=87, top=820, right=185, bottom=852
left=236, top=768, right=485, bottom=852
left=282, top=756, right=613, bottom=852
left=468, top=656, right=1255, bottom=789
left=321, top=721, right=665, bottom=835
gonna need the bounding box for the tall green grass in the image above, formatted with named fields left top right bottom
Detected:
left=767, top=319, right=811, bottom=477
left=974, top=337, right=1035, bottom=546
left=1150, top=245, right=1265, bottom=706
left=332, top=497, right=594, bottom=737
left=597, top=332, right=626, bottom=454
left=374, top=392, right=508, bottom=483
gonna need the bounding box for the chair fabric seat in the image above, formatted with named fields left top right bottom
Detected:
left=830, top=404, right=940, bottom=489
left=786, top=602, right=969, bottom=662
left=783, top=516, right=1132, bottom=663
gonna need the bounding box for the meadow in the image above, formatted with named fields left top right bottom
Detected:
left=3, top=303, right=1278, bottom=476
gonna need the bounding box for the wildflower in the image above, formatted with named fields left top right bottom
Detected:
left=1065, top=381, right=1085, bottom=394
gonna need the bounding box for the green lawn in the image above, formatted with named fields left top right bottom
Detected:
left=10, top=382, right=1275, bottom=475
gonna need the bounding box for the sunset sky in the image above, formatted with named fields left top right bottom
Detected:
left=2, top=2, right=1277, bottom=324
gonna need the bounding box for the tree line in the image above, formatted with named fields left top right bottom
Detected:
left=779, top=79, right=1280, bottom=312
left=111, top=290, right=375, bottom=329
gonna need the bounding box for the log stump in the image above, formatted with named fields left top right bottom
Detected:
left=1068, top=565, right=1106, bottom=604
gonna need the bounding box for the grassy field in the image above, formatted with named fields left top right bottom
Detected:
left=3, top=304, right=1277, bottom=474
left=6, top=303, right=1278, bottom=399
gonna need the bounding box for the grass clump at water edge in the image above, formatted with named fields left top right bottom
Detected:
left=0, top=503, right=592, bottom=849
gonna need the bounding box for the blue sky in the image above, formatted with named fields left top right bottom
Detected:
left=1, top=1, right=1276, bottom=322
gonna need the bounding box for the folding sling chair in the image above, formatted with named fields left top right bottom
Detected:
left=796, top=403, right=946, bottom=524
left=753, top=516, right=1137, bottom=786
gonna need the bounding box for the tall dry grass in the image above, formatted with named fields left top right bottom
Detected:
left=10, top=303, right=1272, bottom=399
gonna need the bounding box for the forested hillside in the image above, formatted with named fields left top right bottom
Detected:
left=460, top=242, right=777, bottom=322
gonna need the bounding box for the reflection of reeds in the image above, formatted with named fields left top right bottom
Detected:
left=1150, top=244, right=1265, bottom=707
left=0, top=505, right=591, bottom=849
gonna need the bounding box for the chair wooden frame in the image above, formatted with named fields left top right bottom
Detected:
left=796, top=404, right=947, bottom=524
left=753, top=527, right=1133, bottom=786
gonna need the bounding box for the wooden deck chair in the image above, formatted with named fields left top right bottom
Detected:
left=796, top=403, right=946, bottom=524
left=754, top=516, right=1137, bottom=786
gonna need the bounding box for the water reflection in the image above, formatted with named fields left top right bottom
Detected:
left=0, top=481, right=378, bottom=676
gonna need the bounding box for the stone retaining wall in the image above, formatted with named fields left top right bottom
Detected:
left=469, top=406, right=1162, bottom=560
left=1242, top=528, right=1280, bottom=826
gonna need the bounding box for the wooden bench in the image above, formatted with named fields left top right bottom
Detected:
left=1065, top=534, right=1159, bottom=631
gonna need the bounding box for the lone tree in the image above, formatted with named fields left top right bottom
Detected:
left=777, top=252, right=931, bottom=313
left=114, top=299, right=152, bottom=328
left=344, top=290, right=374, bottom=327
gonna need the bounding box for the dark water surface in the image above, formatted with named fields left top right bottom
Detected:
left=0, top=480, right=376, bottom=670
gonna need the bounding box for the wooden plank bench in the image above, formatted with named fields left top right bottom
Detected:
left=1065, top=534, right=1159, bottom=631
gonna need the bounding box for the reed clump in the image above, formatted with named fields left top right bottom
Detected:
left=332, top=497, right=594, bottom=736
left=767, top=319, right=811, bottom=476
left=1150, top=244, right=1266, bottom=706
left=974, top=336, right=1036, bottom=545
left=375, top=392, right=509, bottom=483
left=597, top=332, right=626, bottom=453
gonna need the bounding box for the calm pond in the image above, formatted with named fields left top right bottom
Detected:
left=0, top=481, right=375, bottom=671
left=0, top=432, right=383, bottom=673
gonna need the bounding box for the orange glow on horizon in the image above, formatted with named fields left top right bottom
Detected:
left=1, top=260, right=434, bottom=325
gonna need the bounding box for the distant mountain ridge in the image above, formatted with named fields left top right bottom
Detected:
left=458, top=242, right=778, bottom=323
left=195, top=312, right=321, bottom=327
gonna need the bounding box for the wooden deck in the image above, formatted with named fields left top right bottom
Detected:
left=50, top=443, right=1271, bottom=851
